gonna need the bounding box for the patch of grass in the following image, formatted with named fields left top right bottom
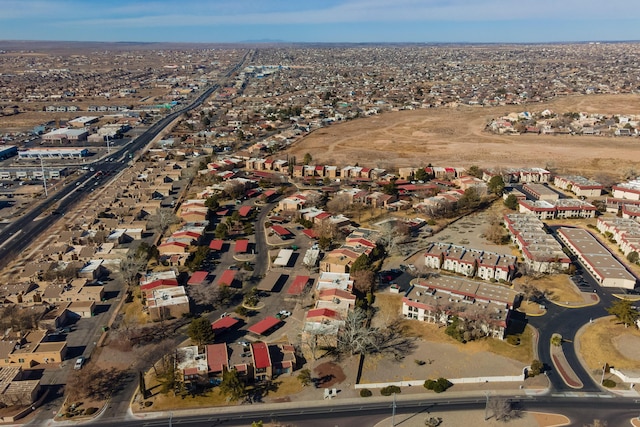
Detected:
left=485, top=325, right=534, bottom=364
left=578, top=316, right=640, bottom=371
left=263, top=376, right=303, bottom=398
left=514, top=274, right=584, bottom=303
left=122, top=296, right=148, bottom=325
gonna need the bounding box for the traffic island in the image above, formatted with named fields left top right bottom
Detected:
left=549, top=333, right=583, bottom=389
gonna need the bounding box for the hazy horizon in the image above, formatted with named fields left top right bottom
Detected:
left=1, top=0, right=639, bottom=45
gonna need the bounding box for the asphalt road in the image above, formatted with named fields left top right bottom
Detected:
left=78, top=394, right=640, bottom=427
left=0, top=52, right=252, bottom=271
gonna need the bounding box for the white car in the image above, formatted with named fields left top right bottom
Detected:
left=74, top=356, right=85, bottom=370
left=278, top=310, right=292, bottom=318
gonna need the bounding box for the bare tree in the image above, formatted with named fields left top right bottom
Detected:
left=326, top=193, right=351, bottom=214
left=188, top=283, right=220, bottom=309
left=377, top=221, right=410, bottom=253
left=223, top=180, right=245, bottom=199
left=337, top=308, right=379, bottom=356
left=584, top=420, right=607, bottom=427
left=120, top=253, right=148, bottom=287
left=520, top=283, right=545, bottom=303
left=151, top=208, right=179, bottom=233
left=487, top=396, right=519, bottom=421
left=352, top=269, right=375, bottom=294
left=66, top=365, right=128, bottom=402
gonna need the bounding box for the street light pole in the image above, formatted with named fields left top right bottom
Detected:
left=391, top=392, right=396, bottom=426
left=484, top=391, right=490, bottom=421
left=40, top=157, right=47, bottom=197
left=106, top=135, right=110, bottom=155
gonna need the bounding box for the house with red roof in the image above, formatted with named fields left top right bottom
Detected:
left=140, top=278, right=179, bottom=302
left=306, top=308, right=342, bottom=323
left=157, top=241, right=189, bottom=255
left=206, top=343, right=229, bottom=377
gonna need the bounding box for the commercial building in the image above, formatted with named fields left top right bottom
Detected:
left=18, top=148, right=89, bottom=159
left=557, top=227, right=637, bottom=289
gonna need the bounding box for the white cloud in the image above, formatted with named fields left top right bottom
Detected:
left=10, top=0, right=640, bottom=28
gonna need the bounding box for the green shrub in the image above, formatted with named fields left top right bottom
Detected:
left=424, top=378, right=452, bottom=393
left=506, top=335, right=520, bottom=346
left=414, top=359, right=426, bottom=366
left=84, top=407, right=98, bottom=416
left=360, top=388, right=372, bottom=397
left=602, top=379, right=616, bottom=388
left=380, top=385, right=401, bottom=396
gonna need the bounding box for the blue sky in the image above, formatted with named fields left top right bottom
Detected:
left=1, top=0, right=638, bottom=43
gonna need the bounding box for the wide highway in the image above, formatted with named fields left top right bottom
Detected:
left=0, top=52, right=250, bottom=271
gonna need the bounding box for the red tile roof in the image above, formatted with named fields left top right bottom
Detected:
left=209, top=239, right=224, bottom=251
left=187, top=271, right=208, bottom=285
left=302, top=229, right=318, bottom=239
left=287, top=275, right=310, bottom=295
left=234, top=239, right=249, bottom=253
left=238, top=205, right=252, bottom=217
left=140, top=279, right=178, bottom=291
left=307, top=308, right=340, bottom=320
left=206, top=343, right=228, bottom=373
left=271, top=225, right=292, bottom=236
left=216, top=270, right=236, bottom=287
left=210, top=316, right=240, bottom=334
left=248, top=316, right=282, bottom=335
left=251, top=341, right=271, bottom=369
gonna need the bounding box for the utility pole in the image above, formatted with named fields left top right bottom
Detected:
left=40, top=156, right=47, bottom=197
left=484, top=391, right=490, bottom=421
left=391, top=392, right=396, bottom=426
left=601, top=362, right=607, bottom=385
left=106, top=135, right=111, bottom=155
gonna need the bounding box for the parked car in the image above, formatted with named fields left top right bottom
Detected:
left=277, top=310, right=291, bottom=319
left=74, top=356, right=85, bottom=370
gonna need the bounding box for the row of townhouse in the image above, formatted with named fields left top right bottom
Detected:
left=245, top=157, right=289, bottom=173
left=337, top=187, right=399, bottom=210
left=557, top=227, right=637, bottom=289
left=483, top=167, right=551, bottom=184
left=177, top=341, right=297, bottom=385
left=423, top=243, right=517, bottom=282
left=518, top=199, right=597, bottom=220
left=320, top=229, right=378, bottom=273
left=402, top=275, right=521, bottom=340
left=521, top=183, right=559, bottom=202
left=597, top=217, right=640, bottom=257
left=303, top=272, right=357, bottom=347
left=289, top=164, right=388, bottom=181
left=398, top=166, right=466, bottom=180
left=87, top=105, right=130, bottom=112
left=44, top=105, right=79, bottom=112
left=139, top=270, right=191, bottom=321
left=612, top=178, right=640, bottom=201
left=553, top=175, right=603, bottom=198
left=503, top=213, right=571, bottom=273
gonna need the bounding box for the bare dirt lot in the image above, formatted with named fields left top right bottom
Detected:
left=287, top=94, right=640, bottom=178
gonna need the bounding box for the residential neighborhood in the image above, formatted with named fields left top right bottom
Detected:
left=0, top=40, right=639, bottom=426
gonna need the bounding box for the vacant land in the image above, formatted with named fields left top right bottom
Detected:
left=577, top=316, right=640, bottom=374
left=287, top=94, right=640, bottom=178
